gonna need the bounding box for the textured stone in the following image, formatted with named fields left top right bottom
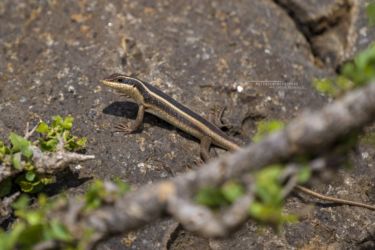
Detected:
left=0, top=0, right=374, bottom=249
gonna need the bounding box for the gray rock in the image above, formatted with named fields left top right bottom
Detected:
left=0, top=0, right=374, bottom=249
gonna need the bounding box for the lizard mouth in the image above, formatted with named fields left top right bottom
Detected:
left=100, top=79, right=123, bottom=89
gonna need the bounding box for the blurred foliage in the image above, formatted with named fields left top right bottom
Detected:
left=0, top=195, right=75, bottom=250
left=84, top=178, right=130, bottom=211
left=249, top=165, right=296, bottom=225
left=248, top=164, right=310, bottom=226
left=313, top=2, right=375, bottom=97
left=195, top=180, right=245, bottom=208
left=253, top=120, right=285, bottom=143
left=0, top=116, right=87, bottom=196
left=341, top=44, right=375, bottom=86
left=313, top=44, right=375, bottom=96
left=367, top=1, right=375, bottom=25
left=195, top=164, right=310, bottom=226
left=197, top=120, right=311, bottom=226
left=0, top=178, right=130, bottom=250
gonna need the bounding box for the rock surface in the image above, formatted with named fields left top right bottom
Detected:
left=0, top=0, right=374, bottom=249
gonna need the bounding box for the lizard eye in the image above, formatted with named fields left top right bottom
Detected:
left=117, top=78, right=125, bottom=83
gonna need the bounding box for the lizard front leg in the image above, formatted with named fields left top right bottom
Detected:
left=115, top=104, right=145, bottom=134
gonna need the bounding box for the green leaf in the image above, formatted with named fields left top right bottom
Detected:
left=0, top=231, right=13, bottom=250
left=24, top=162, right=35, bottom=171
left=12, top=195, right=30, bottom=210
left=12, top=152, right=22, bottom=170
left=0, top=140, right=9, bottom=160
left=9, top=133, right=33, bottom=158
left=221, top=181, right=245, bottom=203
left=65, top=136, right=87, bottom=152
left=84, top=180, right=106, bottom=210
left=16, top=173, right=45, bottom=193
left=51, top=115, right=63, bottom=128
left=0, top=223, right=26, bottom=250
left=249, top=202, right=297, bottom=224
left=18, top=180, right=35, bottom=193
left=62, top=116, right=74, bottom=130
left=49, top=220, right=73, bottom=241
left=38, top=193, right=48, bottom=207
left=113, top=177, right=130, bottom=194
left=195, top=186, right=227, bottom=208
left=342, top=45, right=375, bottom=86
left=24, top=211, right=44, bottom=225
left=297, top=166, right=311, bottom=184
left=253, top=120, right=285, bottom=143
left=40, top=138, right=58, bottom=152
left=75, top=137, right=87, bottom=148
left=25, top=171, right=36, bottom=182
left=255, top=165, right=283, bottom=205
left=36, top=122, right=49, bottom=134
left=17, top=224, right=44, bottom=246
left=249, top=202, right=267, bottom=220
left=40, top=175, right=56, bottom=185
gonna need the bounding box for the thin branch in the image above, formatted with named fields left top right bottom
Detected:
left=167, top=176, right=255, bottom=237
left=295, top=186, right=375, bottom=210
left=31, top=145, right=95, bottom=174
left=24, top=122, right=39, bottom=139
left=0, top=146, right=94, bottom=183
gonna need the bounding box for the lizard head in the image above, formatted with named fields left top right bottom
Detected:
left=101, top=73, right=138, bottom=89
left=101, top=73, right=145, bottom=103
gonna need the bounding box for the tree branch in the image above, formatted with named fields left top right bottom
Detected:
left=47, top=82, right=375, bottom=247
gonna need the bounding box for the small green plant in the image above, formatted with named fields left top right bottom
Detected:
left=248, top=165, right=309, bottom=225
left=313, top=44, right=375, bottom=97
left=196, top=119, right=311, bottom=226
left=0, top=195, right=74, bottom=250
left=0, top=179, right=130, bottom=249
left=195, top=165, right=310, bottom=226
left=37, top=115, right=87, bottom=152
left=0, top=134, right=33, bottom=172
left=0, top=116, right=87, bottom=196
left=341, top=44, right=375, bottom=86
left=313, top=3, right=375, bottom=97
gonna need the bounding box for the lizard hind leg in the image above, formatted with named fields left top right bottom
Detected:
left=200, top=136, right=212, bottom=162
left=199, top=105, right=226, bottom=162
left=209, top=105, right=233, bottom=130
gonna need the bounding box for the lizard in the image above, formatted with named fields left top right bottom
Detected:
left=101, top=73, right=375, bottom=210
